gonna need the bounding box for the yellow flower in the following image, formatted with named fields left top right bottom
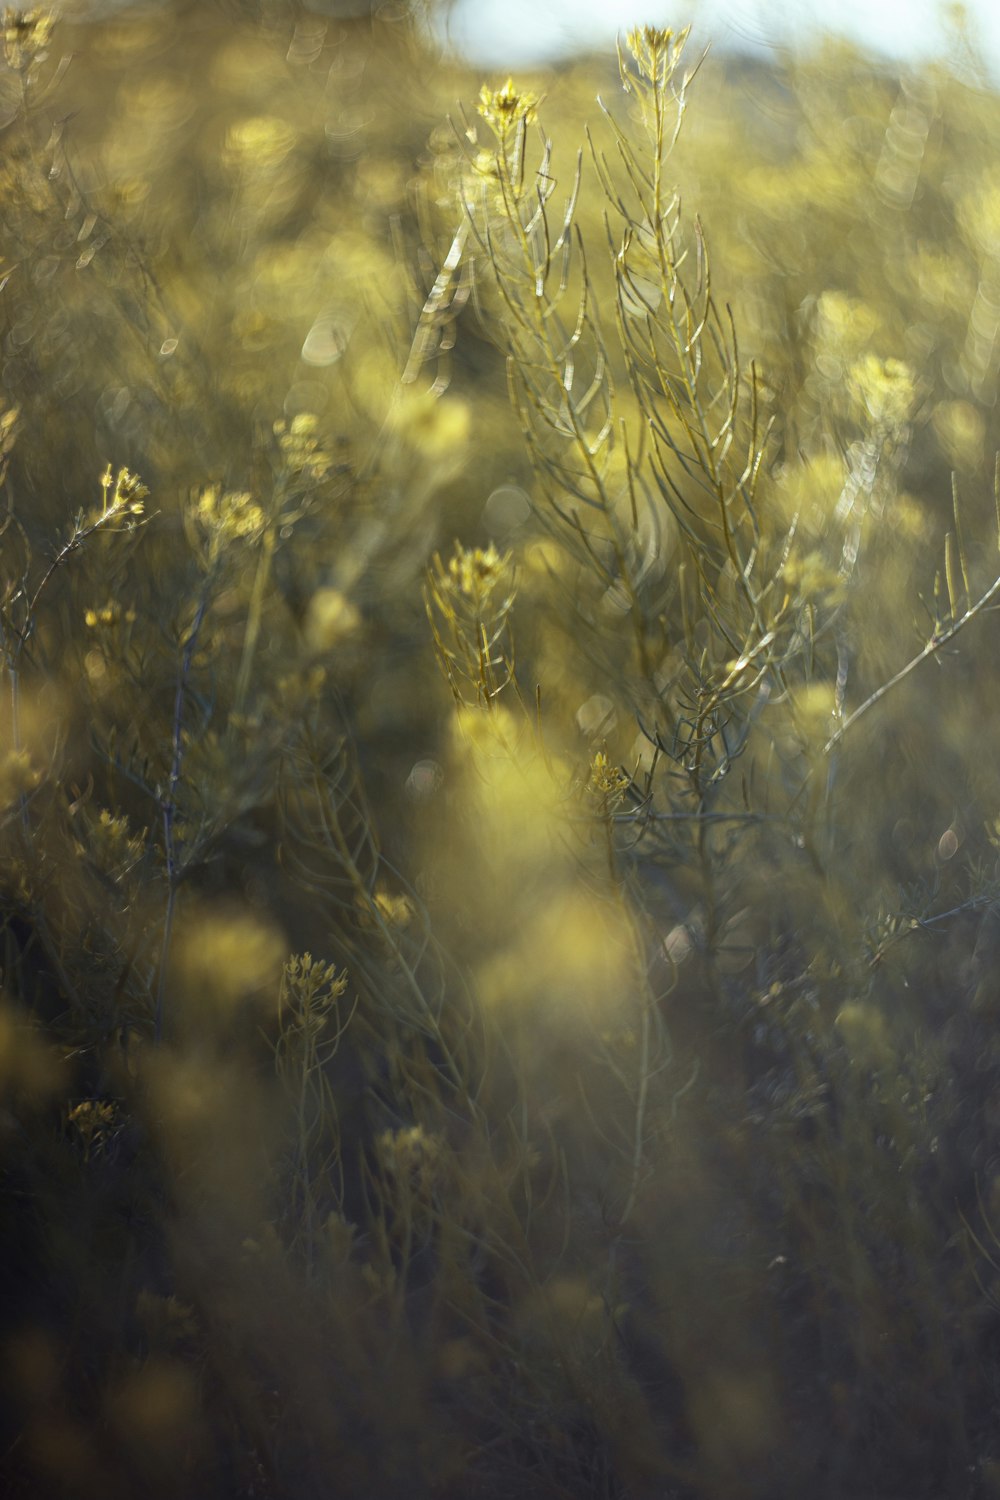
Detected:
left=191, top=486, right=265, bottom=552
left=477, top=77, right=540, bottom=134
left=84, top=601, right=134, bottom=629
left=100, top=465, right=148, bottom=517
left=3, top=9, right=53, bottom=72
left=622, top=25, right=690, bottom=89
left=377, top=1124, right=445, bottom=1197
left=0, top=748, right=40, bottom=801
left=447, top=542, right=505, bottom=599
left=273, top=413, right=331, bottom=479
left=589, top=750, right=630, bottom=804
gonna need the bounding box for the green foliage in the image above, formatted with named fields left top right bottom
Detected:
left=4, top=6, right=1000, bottom=1498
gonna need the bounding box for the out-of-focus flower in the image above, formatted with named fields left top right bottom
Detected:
left=3, top=9, right=53, bottom=73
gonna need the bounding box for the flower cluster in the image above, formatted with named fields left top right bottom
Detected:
left=2, top=8, right=53, bottom=73
left=189, top=485, right=265, bottom=563
left=376, top=1124, right=445, bottom=1200
left=84, top=600, right=136, bottom=630
left=75, top=807, right=146, bottom=880
left=589, top=750, right=630, bottom=806
left=446, top=543, right=510, bottom=606
left=476, top=77, right=540, bottom=136
left=100, top=465, right=148, bottom=517
left=273, top=412, right=331, bottom=481
left=622, top=25, right=690, bottom=93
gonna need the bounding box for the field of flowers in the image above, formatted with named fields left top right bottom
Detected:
left=3, top=5, right=1000, bottom=1496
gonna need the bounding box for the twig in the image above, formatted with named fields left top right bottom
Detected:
left=823, top=570, right=1000, bottom=755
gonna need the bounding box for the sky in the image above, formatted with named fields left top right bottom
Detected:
left=438, top=0, right=1000, bottom=79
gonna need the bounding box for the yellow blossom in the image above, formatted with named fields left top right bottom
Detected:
left=589, top=750, right=630, bottom=804
left=622, top=25, right=690, bottom=90
left=0, top=747, right=40, bottom=802
left=477, top=77, right=540, bottom=134
left=84, top=601, right=135, bottom=629
left=273, top=412, right=331, bottom=479
left=376, top=1124, right=445, bottom=1197
left=446, top=542, right=506, bottom=601
left=100, top=465, right=148, bottom=517
left=3, top=8, right=53, bottom=72
left=191, top=486, right=265, bottom=554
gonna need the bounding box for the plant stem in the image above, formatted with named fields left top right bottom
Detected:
left=823, top=570, right=1000, bottom=755
left=154, top=582, right=212, bottom=1043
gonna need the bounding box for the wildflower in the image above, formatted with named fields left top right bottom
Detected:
left=66, top=1098, right=118, bottom=1160
left=376, top=1124, right=444, bottom=1197
left=589, top=750, right=630, bottom=805
left=372, top=888, right=415, bottom=928
left=281, top=953, right=347, bottom=1002
left=3, top=9, right=53, bottom=73
left=273, top=413, right=331, bottom=480
left=76, top=808, right=146, bottom=877
left=477, top=77, right=540, bottom=134
left=0, top=747, right=40, bottom=801
left=190, top=486, right=265, bottom=556
left=622, top=25, right=690, bottom=91
left=84, top=600, right=135, bottom=629
left=444, top=541, right=512, bottom=614
left=99, top=465, right=148, bottom=517
left=115, top=469, right=148, bottom=512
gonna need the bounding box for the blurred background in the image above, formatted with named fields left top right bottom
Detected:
left=440, top=0, right=999, bottom=77
left=3, top=2, right=1000, bottom=1497
left=14, top=0, right=1000, bottom=77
